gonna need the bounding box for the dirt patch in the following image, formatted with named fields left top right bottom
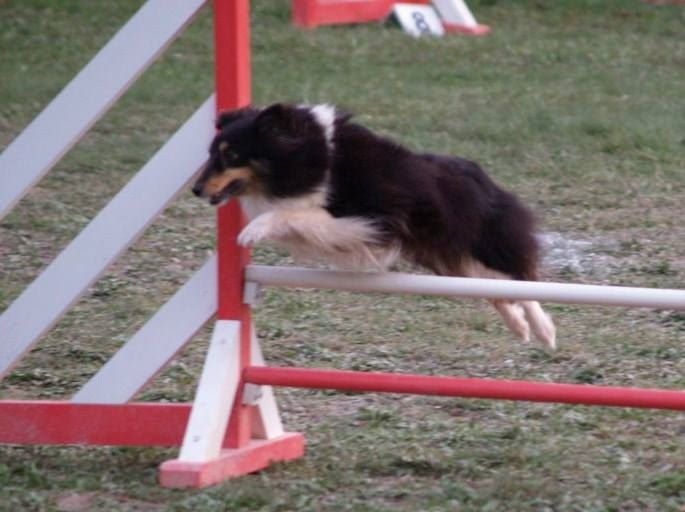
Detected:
left=540, top=231, right=620, bottom=280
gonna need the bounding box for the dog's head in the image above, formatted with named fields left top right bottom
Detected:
left=192, top=107, right=259, bottom=206
left=192, top=103, right=335, bottom=206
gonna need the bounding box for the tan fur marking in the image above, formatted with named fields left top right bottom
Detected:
left=490, top=300, right=530, bottom=342
left=203, top=167, right=254, bottom=196
left=521, top=301, right=556, bottom=350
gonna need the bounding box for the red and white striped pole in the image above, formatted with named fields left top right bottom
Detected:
left=213, top=0, right=254, bottom=451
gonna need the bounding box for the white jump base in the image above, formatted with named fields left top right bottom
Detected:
left=246, top=265, right=685, bottom=310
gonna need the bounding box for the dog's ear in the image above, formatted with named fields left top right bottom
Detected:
left=255, top=103, right=306, bottom=149
left=255, top=103, right=293, bottom=133
left=215, top=107, right=256, bottom=130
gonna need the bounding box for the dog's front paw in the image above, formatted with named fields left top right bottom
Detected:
left=238, top=213, right=275, bottom=247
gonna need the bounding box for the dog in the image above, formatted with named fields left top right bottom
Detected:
left=192, top=103, right=556, bottom=349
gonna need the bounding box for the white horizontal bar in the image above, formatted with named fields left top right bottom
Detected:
left=246, top=265, right=685, bottom=310
left=0, top=96, right=215, bottom=381
left=0, top=0, right=207, bottom=221
left=72, top=255, right=218, bottom=404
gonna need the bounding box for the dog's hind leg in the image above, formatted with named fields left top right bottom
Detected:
left=489, top=299, right=530, bottom=342
left=458, top=258, right=556, bottom=348
left=520, top=301, right=556, bottom=350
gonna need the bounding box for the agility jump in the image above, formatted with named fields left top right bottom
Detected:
left=0, top=0, right=684, bottom=490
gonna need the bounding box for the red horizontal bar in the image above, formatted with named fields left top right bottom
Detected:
left=243, top=366, right=685, bottom=411
left=0, top=401, right=191, bottom=446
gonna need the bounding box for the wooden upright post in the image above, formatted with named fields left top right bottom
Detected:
left=214, top=0, right=254, bottom=451
left=159, top=0, right=304, bottom=488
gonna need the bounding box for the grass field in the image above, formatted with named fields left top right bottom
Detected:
left=1, top=0, right=685, bottom=510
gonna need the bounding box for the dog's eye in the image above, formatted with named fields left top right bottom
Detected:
left=225, top=150, right=239, bottom=162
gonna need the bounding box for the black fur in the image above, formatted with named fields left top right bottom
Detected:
left=194, top=103, right=541, bottom=281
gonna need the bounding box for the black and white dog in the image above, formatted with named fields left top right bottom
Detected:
left=192, top=103, right=556, bottom=348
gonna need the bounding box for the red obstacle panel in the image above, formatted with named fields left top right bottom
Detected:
left=293, top=0, right=430, bottom=28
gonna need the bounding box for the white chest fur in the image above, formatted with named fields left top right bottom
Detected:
left=239, top=186, right=329, bottom=221
left=237, top=187, right=399, bottom=271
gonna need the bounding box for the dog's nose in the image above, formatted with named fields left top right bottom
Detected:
left=192, top=183, right=204, bottom=197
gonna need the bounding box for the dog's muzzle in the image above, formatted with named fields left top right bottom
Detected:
left=192, top=177, right=246, bottom=206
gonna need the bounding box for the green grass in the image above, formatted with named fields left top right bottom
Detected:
left=1, top=0, right=685, bottom=510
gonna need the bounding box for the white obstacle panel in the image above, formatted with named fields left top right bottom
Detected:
left=73, top=255, right=218, bottom=404
left=0, top=0, right=207, bottom=221
left=0, top=96, right=215, bottom=381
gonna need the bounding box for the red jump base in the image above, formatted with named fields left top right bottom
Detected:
left=443, top=22, right=491, bottom=36
left=159, top=432, right=305, bottom=488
